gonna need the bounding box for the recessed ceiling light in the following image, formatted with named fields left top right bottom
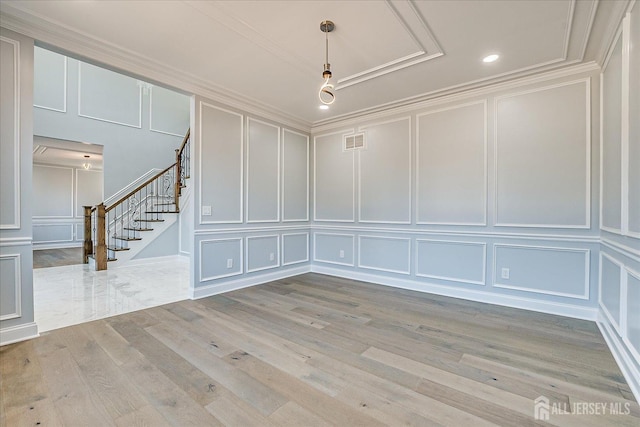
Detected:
left=319, top=105, right=329, bottom=110
left=482, top=54, right=500, bottom=63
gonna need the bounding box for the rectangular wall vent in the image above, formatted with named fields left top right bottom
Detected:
left=344, top=133, right=365, bottom=151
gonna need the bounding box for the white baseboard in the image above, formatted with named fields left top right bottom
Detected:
left=0, top=322, right=39, bottom=346
left=33, top=242, right=82, bottom=250
left=311, top=265, right=598, bottom=321
left=191, top=265, right=311, bottom=299
left=597, top=310, right=640, bottom=404
left=110, top=254, right=188, bottom=269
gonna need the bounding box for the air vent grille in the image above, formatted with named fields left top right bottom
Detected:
left=344, top=133, right=365, bottom=151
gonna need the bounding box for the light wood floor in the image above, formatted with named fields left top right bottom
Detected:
left=1, top=273, right=638, bottom=426
left=33, top=248, right=82, bottom=269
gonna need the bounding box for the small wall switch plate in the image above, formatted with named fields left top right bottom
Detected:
left=339, top=250, right=345, bottom=258
left=226, top=259, right=233, bottom=269
left=269, top=253, right=275, bottom=261
left=501, top=268, right=510, bottom=279
left=202, top=206, right=212, bottom=216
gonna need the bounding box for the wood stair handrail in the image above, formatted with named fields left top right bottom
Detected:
left=177, top=128, right=190, bottom=158
left=104, top=162, right=176, bottom=213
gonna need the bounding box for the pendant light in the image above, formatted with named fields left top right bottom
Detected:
left=319, top=20, right=335, bottom=105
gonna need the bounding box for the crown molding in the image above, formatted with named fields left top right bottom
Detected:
left=311, top=61, right=601, bottom=133
left=0, top=4, right=312, bottom=133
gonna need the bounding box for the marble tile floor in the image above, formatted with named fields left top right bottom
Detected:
left=33, top=256, right=190, bottom=333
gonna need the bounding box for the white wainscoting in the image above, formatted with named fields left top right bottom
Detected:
left=282, top=232, right=309, bottom=266
left=282, top=129, right=309, bottom=222
left=358, top=235, right=411, bottom=275
left=246, top=234, right=280, bottom=273
left=199, top=237, right=243, bottom=281
left=416, top=239, right=486, bottom=285
left=0, top=254, right=21, bottom=321
left=416, top=101, right=487, bottom=226
left=313, top=232, right=355, bottom=267
left=33, top=46, right=67, bottom=112
left=198, top=102, right=244, bottom=224
left=246, top=118, right=280, bottom=223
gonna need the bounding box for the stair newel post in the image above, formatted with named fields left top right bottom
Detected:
left=96, top=203, right=107, bottom=271
left=174, top=149, right=181, bottom=212
left=83, top=206, right=93, bottom=263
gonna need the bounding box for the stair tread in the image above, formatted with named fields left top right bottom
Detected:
left=107, top=246, right=130, bottom=252
left=113, top=237, right=142, bottom=241
left=154, top=203, right=175, bottom=206
left=107, top=258, right=117, bottom=262
left=123, top=227, right=153, bottom=231
left=135, top=219, right=165, bottom=223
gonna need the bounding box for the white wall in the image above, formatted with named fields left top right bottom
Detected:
left=33, top=46, right=189, bottom=199
left=32, top=163, right=103, bottom=249
left=597, top=1, right=640, bottom=402
left=0, top=28, right=37, bottom=345
left=311, top=65, right=600, bottom=321
left=191, top=97, right=310, bottom=298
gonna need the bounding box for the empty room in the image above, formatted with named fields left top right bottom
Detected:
left=1, top=0, right=639, bottom=425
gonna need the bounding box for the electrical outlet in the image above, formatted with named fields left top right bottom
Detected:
left=202, top=205, right=212, bottom=216
left=339, top=249, right=345, bottom=259
left=269, top=252, right=275, bottom=261
left=226, top=258, right=233, bottom=269
left=501, top=268, right=510, bottom=279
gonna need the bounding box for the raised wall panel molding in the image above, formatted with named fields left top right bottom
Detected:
left=494, top=244, right=590, bottom=300
left=0, top=36, right=21, bottom=229
left=0, top=254, right=21, bottom=321
left=282, top=128, right=309, bottom=222
left=282, top=232, right=309, bottom=266
left=77, top=62, right=142, bottom=128
left=198, top=102, right=244, bottom=225
left=623, top=267, right=640, bottom=364
left=32, top=164, right=74, bottom=219
left=357, top=117, right=412, bottom=224
left=416, top=239, right=486, bottom=285
left=357, top=235, right=411, bottom=275
left=246, top=117, right=280, bottom=223
left=494, top=78, right=591, bottom=228
left=313, top=232, right=355, bottom=267
left=32, top=223, right=74, bottom=244
left=199, top=237, right=243, bottom=281
left=313, top=129, right=356, bottom=222
left=149, top=85, right=190, bottom=137
left=599, top=251, right=624, bottom=336
left=416, top=101, right=487, bottom=226
left=246, top=234, right=280, bottom=273
left=33, top=47, right=67, bottom=113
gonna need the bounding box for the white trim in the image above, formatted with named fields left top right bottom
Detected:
left=599, top=251, right=624, bottom=334
left=415, top=100, right=488, bottom=226
left=0, top=322, right=39, bottom=347
left=32, top=241, right=81, bottom=250
left=621, top=14, right=631, bottom=237
left=311, top=224, right=600, bottom=243
left=601, top=238, right=640, bottom=263
left=357, top=235, right=411, bottom=275
left=104, top=168, right=161, bottom=206
left=622, top=267, right=640, bottom=364
left=599, top=27, right=624, bottom=235
left=597, top=312, right=640, bottom=404
left=195, top=225, right=309, bottom=235
left=0, top=237, right=32, bottom=247
left=311, top=265, right=598, bottom=321
left=494, top=78, right=591, bottom=229
left=313, top=129, right=356, bottom=222
left=32, top=164, right=74, bottom=219
left=0, top=254, right=22, bottom=321
left=74, top=168, right=103, bottom=218
left=245, top=234, right=280, bottom=273
left=0, top=36, right=21, bottom=230
left=246, top=117, right=280, bottom=223
left=493, top=244, right=590, bottom=300
left=357, top=116, right=412, bottom=225
left=33, top=53, right=67, bottom=113
left=198, top=237, right=243, bottom=282
left=561, top=0, right=577, bottom=60
left=281, top=128, right=309, bottom=222
left=313, top=232, right=355, bottom=267
left=415, top=239, right=487, bottom=286
left=191, top=265, right=310, bottom=300
left=110, top=254, right=188, bottom=269
left=281, top=232, right=309, bottom=266
left=198, top=102, right=244, bottom=225
left=579, top=0, right=600, bottom=60
left=77, top=62, right=143, bottom=129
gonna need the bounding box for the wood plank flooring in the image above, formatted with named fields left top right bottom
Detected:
left=33, top=248, right=82, bottom=269
left=2, top=273, right=638, bottom=426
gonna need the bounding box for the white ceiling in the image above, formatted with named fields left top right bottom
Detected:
left=0, top=0, right=629, bottom=128
left=33, top=136, right=103, bottom=170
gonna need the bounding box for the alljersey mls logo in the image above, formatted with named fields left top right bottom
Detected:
left=534, top=395, right=632, bottom=420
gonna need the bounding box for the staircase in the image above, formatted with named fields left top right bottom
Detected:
left=83, top=129, right=190, bottom=270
